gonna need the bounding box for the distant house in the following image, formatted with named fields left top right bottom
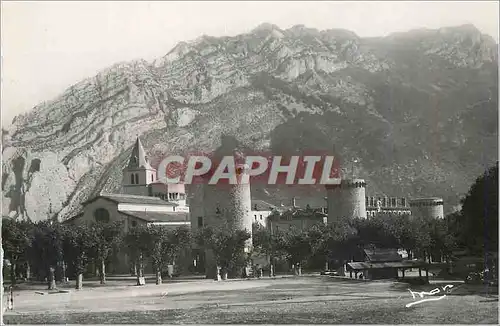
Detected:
left=268, top=204, right=327, bottom=233
left=250, top=200, right=276, bottom=228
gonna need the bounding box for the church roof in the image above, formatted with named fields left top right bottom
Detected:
left=82, top=193, right=178, bottom=206
left=120, top=210, right=189, bottom=223
left=127, top=137, right=153, bottom=170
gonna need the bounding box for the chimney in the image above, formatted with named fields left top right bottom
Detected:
left=292, top=197, right=296, bottom=208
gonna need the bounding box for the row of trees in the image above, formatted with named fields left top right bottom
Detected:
left=1, top=220, right=192, bottom=289
left=3, top=162, right=498, bottom=286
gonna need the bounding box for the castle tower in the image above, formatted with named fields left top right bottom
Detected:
left=326, top=179, right=367, bottom=223
left=199, top=162, right=253, bottom=279
left=409, top=197, right=444, bottom=219
left=122, top=137, right=157, bottom=196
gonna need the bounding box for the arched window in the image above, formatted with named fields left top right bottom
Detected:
left=130, top=174, right=135, bottom=184
left=151, top=174, right=154, bottom=182
left=94, top=208, right=110, bottom=223
left=134, top=173, right=139, bottom=184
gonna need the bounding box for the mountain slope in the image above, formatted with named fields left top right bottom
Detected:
left=2, top=23, right=498, bottom=221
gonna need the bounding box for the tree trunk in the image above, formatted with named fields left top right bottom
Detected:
left=155, top=269, right=162, bottom=285
left=26, top=263, right=31, bottom=281
left=216, top=266, right=222, bottom=281
left=100, top=259, right=106, bottom=284
left=221, top=269, right=228, bottom=280
left=62, top=262, right=67, bottom=283
left=48, top=267, right=56, bottom=290
left=10, top=263, right=16, bottom=286
left=131, top=262, right=137, bottom=276
left=136, top=255, right=145, bottom=286
left=75, top=273, right=83, bottom=290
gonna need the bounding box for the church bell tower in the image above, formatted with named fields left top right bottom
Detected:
left=122, top=137, right=157, bottom=196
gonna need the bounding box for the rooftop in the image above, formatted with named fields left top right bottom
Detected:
left=364, top=248, right=403, bottom=262
left=83, top=193, right=178, bottom=206
left=347, top=260, right=429, bottom=271
left=120, top=210, right=189, bottom=223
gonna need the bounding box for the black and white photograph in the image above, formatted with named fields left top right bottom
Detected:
left=0, top=1, right=498, bottom=324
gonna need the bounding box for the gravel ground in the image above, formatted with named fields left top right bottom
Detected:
left=3, top=276, right=498, bottom=324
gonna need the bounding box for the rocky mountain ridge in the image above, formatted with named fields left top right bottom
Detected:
left=2, top=23, right=498, bottom=221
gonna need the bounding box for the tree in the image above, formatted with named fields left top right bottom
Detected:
left=91, top=221, right=123, bottom=284
left=1, top=218, right=33, bottom=285
left=317, top=221, right=358, bottom=274
left=197, top=224, right=251, bottom=279
left=145, top=225, right=191, bottom=285
left=428, top=218, right=456, bottom=262
left=275, top=227, right=313, bottom=275
left=252, top=222, right=282, bottom=276
left=62, top=224, right=96, bottom=290
left=124, top=225, right=150, bottom=285
left=31, top=221, right=64, bottom=289
left=459, top=162, right=498, bottom=257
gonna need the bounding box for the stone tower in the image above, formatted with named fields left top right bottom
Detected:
left=122, top=137, right=157, bottom=196
left=326, top=179, right=367, bottom=223
left=199, top=161, right=253, bottom=279
left=409, top=197, right=444, bottom=219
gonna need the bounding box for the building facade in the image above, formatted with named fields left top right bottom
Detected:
left=365, top=196, right=411, bottom=217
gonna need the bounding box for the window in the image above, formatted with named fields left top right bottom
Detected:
left=94, top=208, right=110, bottom=223
left=131, top=220, right=137, bottom=227
left=260, top=215, right=263, bottom=220
left=135, top=173, right=139, bottom=184
left=151, top=175, right=154, bottom=182
left=130, top=174, right=135, bottom=184
left=254, top=215, right=257, bottom=220
left=197, top=216, right=203, bottom=228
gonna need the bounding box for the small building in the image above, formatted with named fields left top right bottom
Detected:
left=346, top=248, right=429, bottom=281
left=250, top=200, right=276, bottom=228
left=268, top=205, right=327, bottom=233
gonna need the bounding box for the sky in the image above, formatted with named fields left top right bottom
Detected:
left=1, top=1, right=499, bottom=128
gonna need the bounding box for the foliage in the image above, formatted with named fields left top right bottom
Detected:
left=274, top=227, right=313, bottom=265
left=2, top=218, right=34, bottom=265
left=123, top=224, right=150, bottom=264
left=197, top=224, right=251, bottom=275
left=459, top=161, right=498, bottom=255
left=30, top=220, right=65, bottom=277
left=62, top=223, right=96, bottom=275
left=91, top=221, right=124, bottom=263
left=145, top=225, right=191, bottom=272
